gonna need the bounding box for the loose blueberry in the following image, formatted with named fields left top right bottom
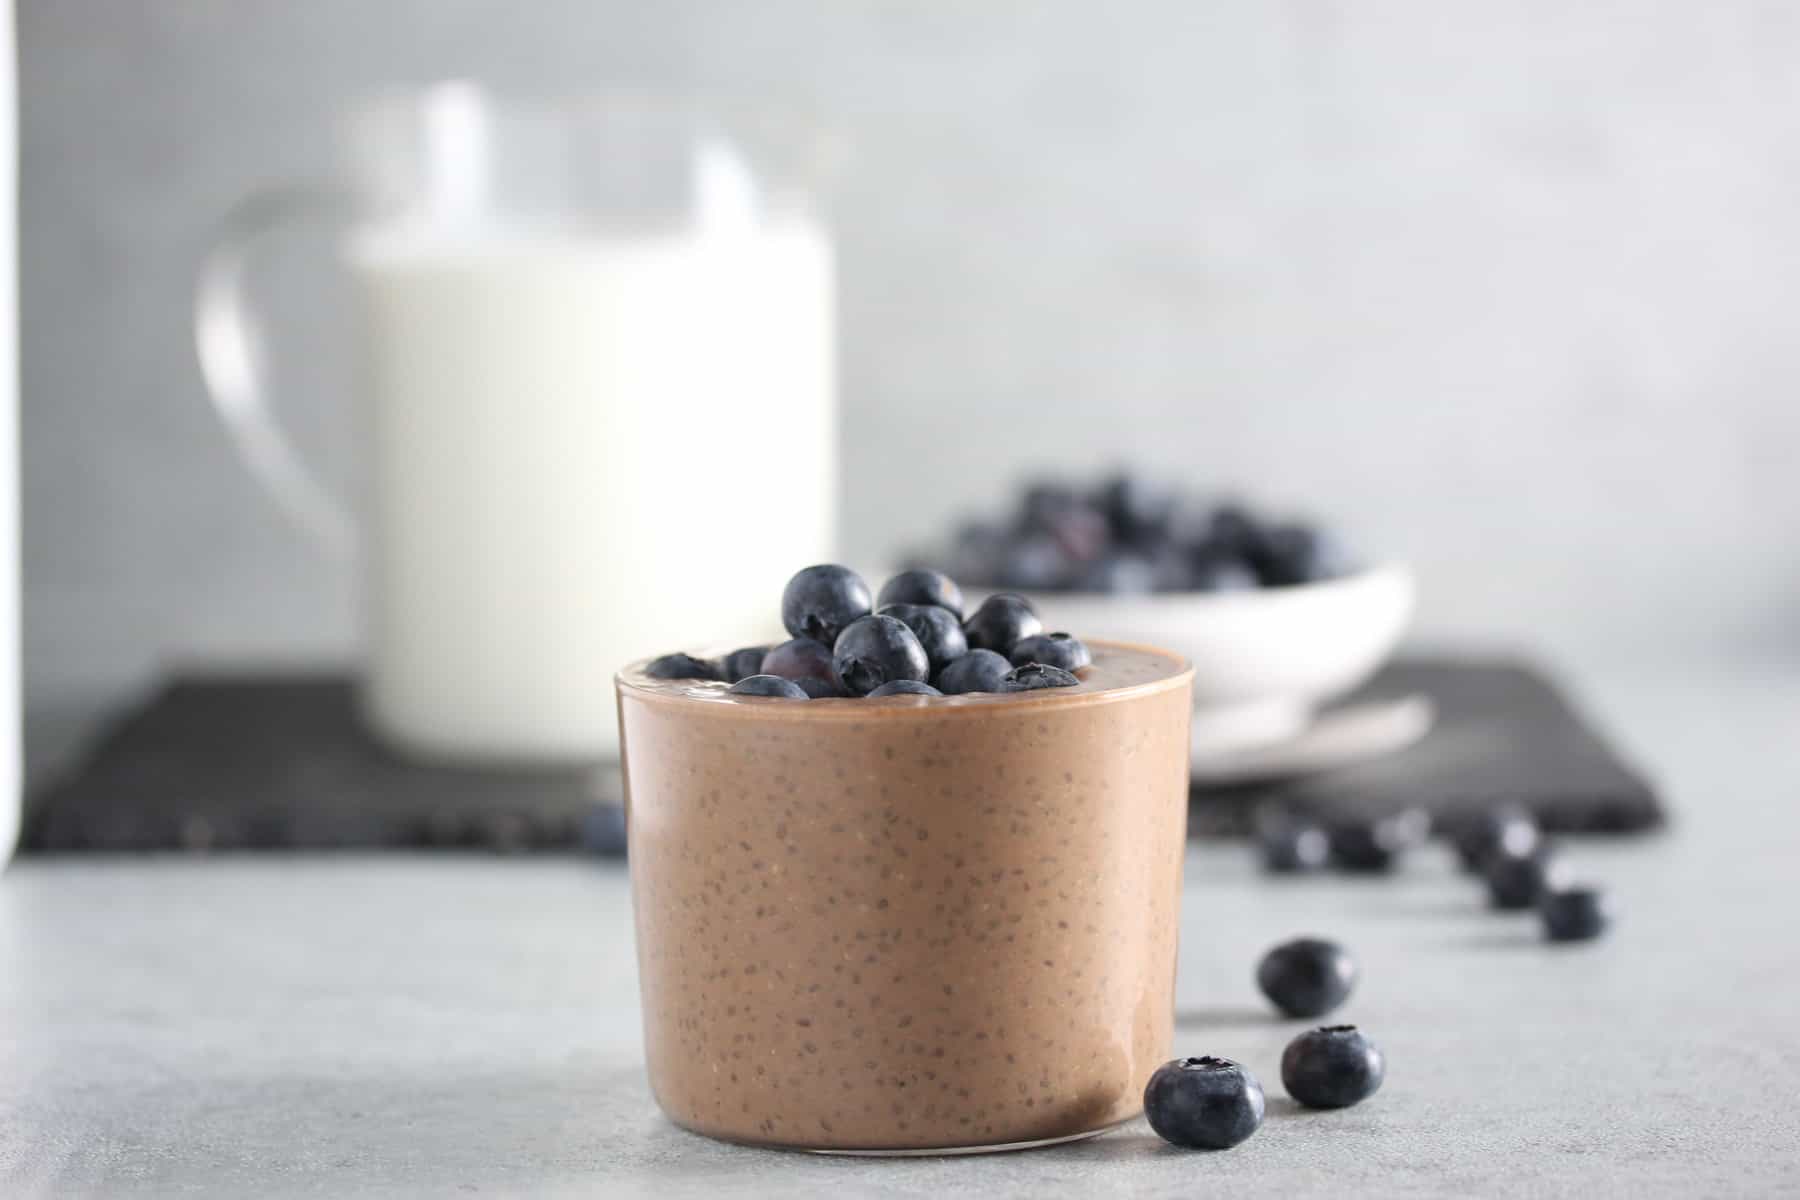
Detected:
left=1008, top=632, right=1091, bottom=672
left=832, top=615, right=930, bottom=697
left=780, top=564, right=872, bottom=646
left=579, top=803, right=628, bottom=858
left=1329, top=808, right=1430, bottom=873
left=878, top=602, right=970, bottom=674
left=1256, top=937, right=1358, bottom=1018
left=1257, top=812, right=1331, bottom=874
left=1281, top=1025, right=1385, bottom=1110
left=1143, top=1056, right=1265, bottom=1150
left=1485, top=846, right=1566, bottom=910
left=935, top=648, right=1013, bottom=694
left=761, top=637, right=839, bottom=689
left=1540, top=885, right=1612, bottom=942
left=963, top=593, right=1043, bottom=654
left=719, top=646, right=772, bottom=684
left=999, top=663, right=1080, bottom=692
left=727, top=674, right=810, bottom=699
left=644, top=653, right=719, bottom=681
left=877, top=569, right=965, bottom=619
left=866, top=679, right=943, bottom=698
left=1451, top=804, right=1541, bottom=872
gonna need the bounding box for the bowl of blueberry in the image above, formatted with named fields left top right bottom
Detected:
left=904, top=472, right=1416, bottom=751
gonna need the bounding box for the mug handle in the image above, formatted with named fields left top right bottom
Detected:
left=193, top=184, right=356, bottom=558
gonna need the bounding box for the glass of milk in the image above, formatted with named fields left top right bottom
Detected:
left=195, top=83, right=836, bottom=764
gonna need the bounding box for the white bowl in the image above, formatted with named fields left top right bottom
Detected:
left=1007, top=563, right=1417, bottom=754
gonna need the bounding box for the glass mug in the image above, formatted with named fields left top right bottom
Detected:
left=196, top=83, right=837, bottom=763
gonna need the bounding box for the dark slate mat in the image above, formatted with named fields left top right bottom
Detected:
left=24, top=659, right=1662, bottom=853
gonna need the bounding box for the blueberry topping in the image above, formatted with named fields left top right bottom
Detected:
left=831, top=615, right=930, bottom=697
left=1485, top=846, right=1566, bottom=910
left=876, top=569, right=965, bottom=619
left=935, top=648, right=1013, bottom=694
left=719, top=646, right=772, bottom=684
left=1143, top=1056, right=1265, bottom=1150
left=999, top=663, right=1080, bottom=692
left=579, top=803, right=628, bottom=858
left=726, top=674, right=810, bottom=699
left=791, top=676, right=846, bottom=699
left=866, top=679, right=943, bottom=698
left=1256, top=937, right=1358, bottom=1018
left=1008, top=632, right=1091, bottom=672
left=644, top=653, right=720, bottom=681
left=877, top=603, right=970, bottom=674
left=760, top=636, right=839, bottom=688
left=1281, top=1025, right=1385, bottom=1109
left=780, top=564, right=872, bottom=646
left=963, top=593, right=1043, bottom=654
left=1256, top=812, right=1331, bottom=874
left=1329, top=808, right=1430, bottom=873
left=1540, top=885, right=1611, bottom=942
left=1451, top=804, right=1541, bottom=872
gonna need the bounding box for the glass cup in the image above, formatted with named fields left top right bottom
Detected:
left=196, top=83, right=837, bottom=763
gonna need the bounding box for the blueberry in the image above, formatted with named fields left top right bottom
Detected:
left=994, top=534, right=1071, bottom=591
left=949, top=520, right=1009, bottom=584
left=1076, top=552, right=1157, bottom=595
left=781, top=564, right=872, bottom=646
left=579, top=803, right=628, bottom=858
left=727, top=674, right=810, bottom=699
left=719, top=646, right=772, bottom=684
left=1540, top=885, right=1611, bottom=942
left=1203, top=503, right=1272, bottom=561
left=1008, top=632, right=1091, bottom=672
left=999, top=663, right=1080, bottom=692
left=1098, top=472, right=1174, bottom=545
left=877, top=568, right=965, bottom=619
left=832, top=615, right=930, bottom=697
left=1257, top=812, right=1331, bottom=874
left=1256, top=937, right=1358, bottom=1018
left=1035, top=502, right=1111, bottom=564
left=1451, top=804, right=1541, bottom=872
left=963, top=593, right=1043, bottom=654
left=644, top=653, right=720, bottom=681
left=1187, top=552, right=1259, bottom=593
left=761, top=637, right=839, bottom=689
left=1020, top=479, right=1083, bottom=528
left=1143, top=1056, right=1265, bottom=1150
left=1281, top=1025, right=1385, bottom=1109
left=935, top=648, right=1012, bottom=694
left=866, top=679, right=943, bottom=698
left=1329, top=808, right=1430, bottom=873
left=878, top=602, right=969, bottom=674
left=1253, top=523, right=1350, bottom=587
left=1485, top=846, right=1566, bottom=910
left=792, top=676, right=845, bottom=699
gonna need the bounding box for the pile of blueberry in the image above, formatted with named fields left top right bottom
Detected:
left=643, top=565, right=1092, bottom=700
left=910, top=471, right=1352, bottom=594
left=1257, top=803, right=1613, bottom=944
left=1148, top=936, right=1381, bottom=1150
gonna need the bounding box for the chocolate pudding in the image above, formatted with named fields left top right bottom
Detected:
left=617, top=640, right=1193, bottom=1152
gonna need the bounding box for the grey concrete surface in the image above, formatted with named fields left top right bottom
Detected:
left=21, top=1, right=1800, bottom=722
left=2, top=665, right=1798, bottom=1198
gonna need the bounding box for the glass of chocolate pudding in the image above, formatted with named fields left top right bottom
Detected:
left=617, top=639, right=1193, bottom=1153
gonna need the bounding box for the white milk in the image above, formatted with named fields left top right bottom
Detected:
left=346, top=222, right=833, bottom=762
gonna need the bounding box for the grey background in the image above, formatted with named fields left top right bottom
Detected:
left=20, top=1, right=1800, bottom=726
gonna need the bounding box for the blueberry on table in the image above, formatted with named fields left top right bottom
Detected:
left=998, top=663, right=1080, bottom=692
left=780, top=564, right=872, bottom=646
left=1008, top=632, right=1091, bottom=672
left=1485, top=846, right=1566, bottom=910
left=1281, top=1025, right=1385, bottom=1110
left=963, top=593, right=1043, bottom=654
left=832, top=615, right=930, bottom=697
left=1143, top=1056, right=1265, bottom=1150
left=1329, top=808, right=1430, bottom=872
left=866, top=679, right=943, bottom=698
left=760, top=637, right=839, bottom=687
left=644, top=653, right=720, bottom=681
left=1256, top=937, right=1358, bottom=1018
left=878, top=603, right=969, bottom=674
left=727, top=674, right=810, bottom=699
left=1257, top=813, right=1331, bottom=874
left=1540, top=885, right=1611, bottom=942
left=935, top=648, right=1013, bottom=694
left=1451, top=804, right=1541, bottom=872
left=876, top=569, right=965, bottom=619
left=719, top=646, right=772, bottom=684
